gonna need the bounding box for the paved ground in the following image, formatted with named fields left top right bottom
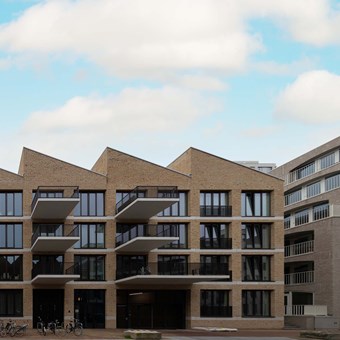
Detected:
left=2, top=328, right=304, bottom=340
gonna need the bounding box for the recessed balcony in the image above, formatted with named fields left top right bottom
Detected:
left=31, top=261, right=80, bottom=285
left=285, top=304, right=327, bottom=316
left=31, top=224, right=80, bottom=252
left=115, top=262, right=231, bottom=285
left=285, top=271, right=314, bottom=285
left=115, top=224, right=179, bottom=253
left=285, top=240, right=314, bottom=258
left=31, top=186, right=80, bottom=220
left=115, top=186, right=179, bottom=221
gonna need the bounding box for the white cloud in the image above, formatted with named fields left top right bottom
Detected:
left=274, top=70, right=340, bottom=124
left=0, top=0, right=261, bottom=79
left=12, top=86, right=221, bottom=166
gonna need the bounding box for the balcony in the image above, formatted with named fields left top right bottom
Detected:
left=285, top=240, right=314, bottom=258
left=31, top=224, right=80, bottom=252
left=115, top=186, right=179, bottom=221
left=31, top=186, right=80, bottom=220
left=200, top=237, right=232, bottom=249
left=115, top=224, right=179, bottom=253
left=285, top=305, right=327, bottom=316
left=31, top=261, right=80, bottom=285
left=200, top=205, right=232, bottom=217
left=115, top=262, right=231, bottom=285
left=285, top=271, right=314, bottom=285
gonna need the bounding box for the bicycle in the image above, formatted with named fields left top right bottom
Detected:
left=37, top=316, right=47, bottom=336
left=0, top=320, right=16, bottom=337
left=9, top=323, right=28, bottom=337
left=54, top=320, right=66, bottom=337
left=65, top=318, right=83, bottom=336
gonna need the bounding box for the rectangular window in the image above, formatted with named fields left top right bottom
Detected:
left=74, top=192, right=104, bottom=216
left=200, top=192, right=231, bottom=216
left=200, top=290, right=231, bottom=317
left=158, top=255, right=188, bottom=275
left=325, top=173, right=340, bottom=191
left=295, top=209, right=309, bottom=226
left=74, top=224, right=105, bottom=249
left=74, top=255, right=105, bottom=281
left=0, top=255, right=23, bottom=281
left=320, top=152, right=336, bottom=169
left=158, top=192, right=188, bottom=216
left=0, top=290, right=23, bottom=317
left=32, top=255, right=64, bottom=276
left=0, top=192, right=22, bottom=216
left=242, top=256, right=271, bottom=281
left=242, top=290, right=271, bottom=317
left=296, top=162, right=315, bottom=180
left=116, top=255, right=147, bottom=280
left=313, top=203, right=329, bottom=221
left=0, top=224, right=22, bottom=249
left=200, top=255, right=229, bottom=276
left=241, top=224, right=271, bottom=249
left=285, top=189, right=302, bottom=206
left=306, top=182, right=321, bottom=198
left=157, top=224, right=188, bottom=249
left=241, top=192, right=270, bottom=216
left=200, top=224, right=231, bottom=249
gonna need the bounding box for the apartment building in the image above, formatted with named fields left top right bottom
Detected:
left=0, top=147, right=284, bottom=330
left=237, top=161, right=277, bottom=174
left=271, top=136, right=340, bottom=328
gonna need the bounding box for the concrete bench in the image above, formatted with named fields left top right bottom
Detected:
left=124, top=330, right=161, bottom=339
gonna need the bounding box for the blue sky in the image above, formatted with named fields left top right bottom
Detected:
left=0, top=0, right=340, bottom=172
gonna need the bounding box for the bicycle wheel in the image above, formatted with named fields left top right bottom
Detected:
left=65, top=324, right=72, bottom=334
left=74, top=325, right=83, bottom=336
left=13, top=326, right=27, bottom=337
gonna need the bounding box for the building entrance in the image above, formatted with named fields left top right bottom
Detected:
left=117, top=290, right=187, bottom=329
left=33, top=289, right=64, bottom=328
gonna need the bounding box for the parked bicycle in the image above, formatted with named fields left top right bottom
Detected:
left=37, top=316, right=47, bottom=336
left=0, top=320, right=28, bottom=337
left=9, top=323, right=28, bottom=337
left=65, top=318, right=83, bottom=336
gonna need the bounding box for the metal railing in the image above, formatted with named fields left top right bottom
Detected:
left=285, top=271, right=314, bottom=285
left=200, top=306, right=232, bottom=318
left=31, top=186, right=79, bottom=212
left=116, top=262, right=232, bottom=280
left=200, top=205, right=232, bottom=217
left=116, top=186, right=178, bottom=214
left=200, top=237, right=232, bottom=249
left=284, top=240, right=314, bottom=257
left=32, top=261, right=78, bottom=279
left=31, top=224, right=79, bottom=246
left=115, top=224, right=178, bottom=247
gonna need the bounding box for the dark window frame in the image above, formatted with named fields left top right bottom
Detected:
left=242, top=255, right=271, bottom=281
left=200, top=290, right=231, bottom=317
left=157, top=223, right=188, bottom=249
left=241, top=224, right=271, bottom=249
left=0, top=289, right=23, bottom=317
left=74, top=192, right=105, bottom=217
left=74, top=255, right=105, bottom=281
left=158, top=191, right=188, bottom=217
left=241, top=192, right=271, bottom=217
left=74, top=223, right=105, bottom=249
left=200, top=223, right=231, bottom=249
left=0, top=192, right=22, bottom=217
left=0, top=255, right=23, bottom=281
left=0, top=224, right=23, bottom=249
left=242, top=290, right=271, bottom=317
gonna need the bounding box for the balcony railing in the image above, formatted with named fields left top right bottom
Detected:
left=31, top=224, right=79, bottom=246
left=285, top=240, right=314, bottom=258
left=200, top=237, right=232, bottom=249
left=285, top=305, right=327, bottom=316
left=31, top=186, right=80, bottom=212
left=32, top=261, right=78, bottom=279
left=116, top=224, right=179, bottom=247
left=116, top=186, right=178, bottom=214
left=285, top=270, right=314, bottom=285
left=200, top=205, right=232, bottom=217
left=116, top=262, right=232, bottom=280
left=200, top=306, right=233, bottom=318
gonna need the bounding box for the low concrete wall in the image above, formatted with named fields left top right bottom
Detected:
left=285, top=316, right=340, bottom=330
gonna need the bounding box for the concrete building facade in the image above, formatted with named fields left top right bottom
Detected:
left=0, top=147, right=284, bottom=329
left=271, top=136, right=340, bottom=328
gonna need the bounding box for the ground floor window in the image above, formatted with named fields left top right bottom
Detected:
left=74, top=289, right=105, bottom=328
left=242, top=290, right=271, bottom=317
left=0, top=289, right=23, bottom=317
left=200, top=290, right=231, bottom=317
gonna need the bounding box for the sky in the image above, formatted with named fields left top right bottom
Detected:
left=0, top=0, right=340, bottom=173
